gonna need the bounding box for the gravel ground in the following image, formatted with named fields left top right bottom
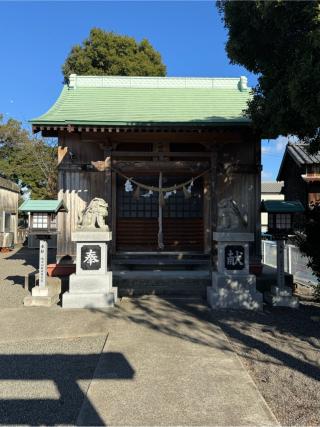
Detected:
left=212, top=302, right=320, bottom=426
left=0, top=335, right=106, bottom=425
left=0, top=245, right=55, bottom=308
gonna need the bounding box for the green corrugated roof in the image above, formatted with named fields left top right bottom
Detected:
left=30, top=75, right=252, bottom=127
left=261, top=200, right=304, bottom=213
left=19, top=200, right=68, bottom=213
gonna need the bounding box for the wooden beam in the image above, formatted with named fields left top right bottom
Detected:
left=112, top=151, right=211, bottom=158
left=218, top=163, right=261, bottom=174
left=113, top=160, right=210, bottom=174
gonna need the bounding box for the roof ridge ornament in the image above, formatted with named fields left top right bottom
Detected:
left=68, top=74, right=77, bottom=89
left=238, top=76, right=248, bottom=92
left=65, top=74, right=249, bottom=91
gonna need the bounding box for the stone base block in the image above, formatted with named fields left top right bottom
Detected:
left=111, top=286, right=118, bottom=303
left=264, top=288, right=299, bottom=308
left=207, top=272, right=263, bottom=310
left=62, top=291, right=115, bottom=309
left=69, top=272, right=113, bottom=294
left=207, top=287, right=262, bottom=310
left=32, top=284, right=59, bottom=297
left=212, top=272, right=256, bottom=292
left=270, top=286, right=292, bottom=297
left=24, top=294, right=59, bottom=307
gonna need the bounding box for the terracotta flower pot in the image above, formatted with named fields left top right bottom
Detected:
left=47, top=263, right=76, bottom=277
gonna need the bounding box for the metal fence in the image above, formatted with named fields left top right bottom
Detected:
left=262, top=240, right=318, bottom=286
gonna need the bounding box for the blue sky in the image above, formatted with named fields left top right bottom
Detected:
left=0, top=1, right=284, bottom=180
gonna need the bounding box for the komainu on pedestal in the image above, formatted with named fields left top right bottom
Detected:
left=62, top=198, right=117, bottom=309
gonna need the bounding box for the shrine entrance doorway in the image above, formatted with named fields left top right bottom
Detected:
left=116, top=175, right=204, bottom=252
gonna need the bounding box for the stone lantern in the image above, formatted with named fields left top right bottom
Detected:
left=261, top=200, right=304, bottom=307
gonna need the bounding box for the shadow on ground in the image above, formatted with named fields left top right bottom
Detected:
left=0, top=351, right=134, bottom=425
left=88, top=297, right=320, bottom=425
left=89, top=297, right=320, bottom=379
left=2, top=246, right=56, bottom=271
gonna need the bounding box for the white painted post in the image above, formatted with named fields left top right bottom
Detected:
left=288, top=245, right=292, bottom=274
left=39, top=239, right=48, bottom=288
left=263, top=240, right=267, bottom=265
left=276, top=240, right=285, bottom=290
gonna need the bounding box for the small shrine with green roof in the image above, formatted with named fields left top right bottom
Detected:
left=19, top=199, right=68, bottom=235
left=30, top=74, right=264, bottom=307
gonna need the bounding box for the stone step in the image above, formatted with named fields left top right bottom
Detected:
left=114, top=270, right=210, bottom=284
left=112, top=258, right=210, bottom=266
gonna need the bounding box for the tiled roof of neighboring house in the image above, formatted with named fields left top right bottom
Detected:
left=286, top=143, right=320, bottom=164
left=278, top=143, right=320, bottom=180
left=261, top=200, right=304, bottom=213
left=19, top=200, right=68, bottom=213
left=0, top=176, right=20, bottom=193
left=30, top=75, right=252, bottom=127
left=261, top=181, right=283, bottom=194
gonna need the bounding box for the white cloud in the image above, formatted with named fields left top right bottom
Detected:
left=261, top=146, right=272, bottom=154
left=275, top=136, right=288, bottom=152
left=262, top=170, right=273, bottom=179
left=262, top=135, right=298, bottom=157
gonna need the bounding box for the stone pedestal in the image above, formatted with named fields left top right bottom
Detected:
left=24, top=277, right=61, bottom=307
left=264, top=240, right=299, bottom=308
left=207, top=232, right=263, bottom=310
left=62, top=231, right=117, bottom=308
left=264, top=285, right=299, bottom=308
left=24, top=238, right=61, bottom=307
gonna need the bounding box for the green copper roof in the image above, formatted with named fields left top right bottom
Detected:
left=31, top=75, right=252, bottom=127
left=261, top=200, right=304, bottom=213
left=19, top=199, right=68, bottom=213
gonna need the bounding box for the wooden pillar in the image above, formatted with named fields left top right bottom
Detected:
left=210, top=150, right=218, bottom=233
left=203, top=172, right=211, bottom=254
left=111, top=170, right=117, bottom=253
left=254, top=137, right=262, bottom=264
left=104, top=148, right=112, bottom=229
left=57, top=168, right=66, bottom=262
left=210, top=148, right=219, bottom=268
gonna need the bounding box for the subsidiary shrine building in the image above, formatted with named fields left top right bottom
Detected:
left=31, top=75, right=261, bottom=268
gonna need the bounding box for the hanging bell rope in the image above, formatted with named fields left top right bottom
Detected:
left=158, top=172, right=164, bottom=250
left=133, top=186, right=140, bottom=200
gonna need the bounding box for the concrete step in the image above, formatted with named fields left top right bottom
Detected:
left=112, top=255, right=211, bottom=271
left=113, top=270, right=210, bottom=297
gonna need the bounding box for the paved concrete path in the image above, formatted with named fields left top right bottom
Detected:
left=0, top=297, right=278, bottom=425
left=77, top=297, right=278, bottom=426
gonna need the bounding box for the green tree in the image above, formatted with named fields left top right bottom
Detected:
left=62, top=28, right=166, bottom=81
left=0, top=115, right=57, bottom=199
left=294, top=202, right=320, bottom=299
left=217, top=1, right=320, bottom=151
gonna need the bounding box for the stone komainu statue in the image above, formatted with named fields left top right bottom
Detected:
left=77, top=198, right=109, bottom=230
left=217, top=197, right=248, bottom=231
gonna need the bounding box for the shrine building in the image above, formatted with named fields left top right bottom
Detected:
left=31, top=75, right=261, bottom=275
